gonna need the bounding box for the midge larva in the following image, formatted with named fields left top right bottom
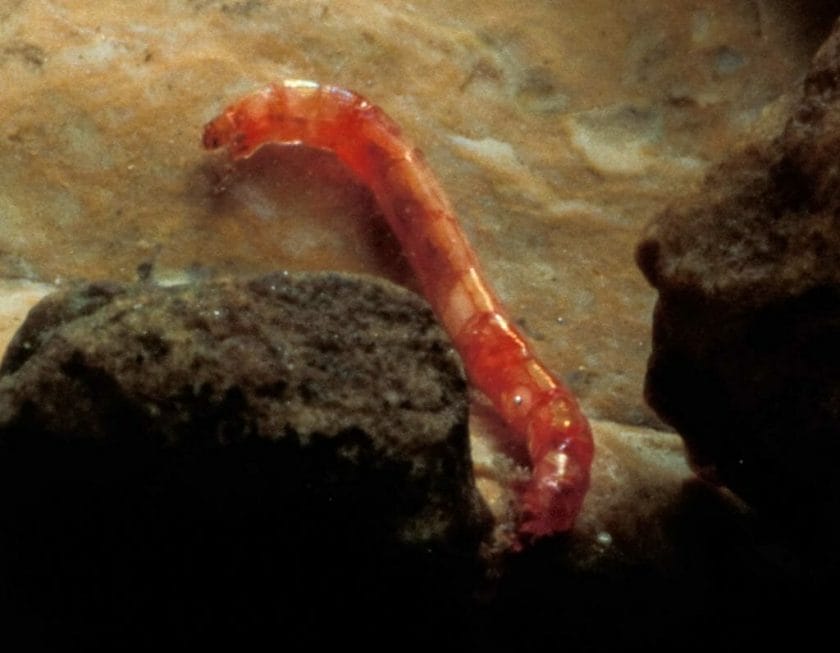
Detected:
left=203, top=80, right=594, bottom=543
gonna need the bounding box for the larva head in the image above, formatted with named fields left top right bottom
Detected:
left=202, top=106, right=260, bottom=159
left=202, top=88, right=284, bottom=159
left=202, top=111, right=236, bottom=150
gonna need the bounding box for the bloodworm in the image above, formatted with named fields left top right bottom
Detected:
left=202, top=80, right=594, bottom=540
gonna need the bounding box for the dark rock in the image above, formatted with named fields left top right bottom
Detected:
left=0, top=271, right=490, bottom=646
left=636, top=20, right=840, bottom=566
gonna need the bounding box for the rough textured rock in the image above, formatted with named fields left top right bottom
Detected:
left=0, top=271, right=489, bottom=646
left=636, top=20, right=840, bottom=566
left=0, top=276, right=793, bottom=649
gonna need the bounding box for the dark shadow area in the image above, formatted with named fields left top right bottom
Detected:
left=0, top=433, right=482, bottom=648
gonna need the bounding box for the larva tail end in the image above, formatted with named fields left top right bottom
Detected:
left=518, top=453, right=591, bottom=540
left=519, top=491, right=578, bottom=539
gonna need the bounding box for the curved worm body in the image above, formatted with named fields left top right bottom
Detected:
left=203, top=80, right=594, bottom=540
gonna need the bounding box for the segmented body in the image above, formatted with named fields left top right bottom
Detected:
left=203, top=80, right=594, bottom=540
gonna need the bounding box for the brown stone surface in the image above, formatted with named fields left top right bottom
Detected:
left=0, top=2, right=831, bottom=429
left=637, top=18, right=840, bottom=570
left=0, top=272, right=489, bottom=645
left=0, top=278, right=52, bottom=353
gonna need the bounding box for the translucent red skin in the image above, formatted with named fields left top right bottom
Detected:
left=203, top=81, right=594, bottom=541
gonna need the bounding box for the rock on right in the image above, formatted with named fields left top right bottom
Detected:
left=636, top=18, right=840, bottom=575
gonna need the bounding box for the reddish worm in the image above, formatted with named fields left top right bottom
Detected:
left=202, top=80, right=594, bottom=541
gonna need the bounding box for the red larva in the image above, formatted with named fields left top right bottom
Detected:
left=203, top=80, right=594, bottom=542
